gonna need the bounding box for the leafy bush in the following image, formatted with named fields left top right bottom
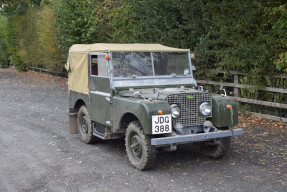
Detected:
left=110, top=0, right=286, bottom=83
left=54, top=0, right=113, bottom=58
left=5, top=15, right=27, bottom=71
left=0, top=15, right=9, bottom=68
left=272, top=4, right=287, bottom=73
left=9, top=49, right=26, bottom=71
left=23, top=5, right=62, bottom=72
left=1, top=0, right=286, bottom=82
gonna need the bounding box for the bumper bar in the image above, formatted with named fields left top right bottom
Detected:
left=151, top=128, right=243, bottom=146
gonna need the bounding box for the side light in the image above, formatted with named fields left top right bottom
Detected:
left=226, top=105, right=232, bottom=110
left=105, top=55, right=110, bottom=60
left=158, top=110, right=164, bottom=115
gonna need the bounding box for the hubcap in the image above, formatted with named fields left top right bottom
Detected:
left=129, top=133, right=142, bottom=162
left=80, top=114, right=88, bottom=136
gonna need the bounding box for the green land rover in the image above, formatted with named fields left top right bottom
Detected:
left=66, top=43, right=243, bottom=170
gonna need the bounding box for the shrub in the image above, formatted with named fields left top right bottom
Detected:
left=0, top=15, right=9, bottom=68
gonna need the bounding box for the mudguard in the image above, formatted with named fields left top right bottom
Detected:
left=211, top=95, right=238, bottom=127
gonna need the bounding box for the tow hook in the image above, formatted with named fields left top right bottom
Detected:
left=203, top=121, right=217, bottom=133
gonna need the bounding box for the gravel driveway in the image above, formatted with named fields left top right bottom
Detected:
left=0, top=68, right=286, bottom=192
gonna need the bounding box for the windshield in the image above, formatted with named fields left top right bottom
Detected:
left=112, top=52, right=191, bottom=77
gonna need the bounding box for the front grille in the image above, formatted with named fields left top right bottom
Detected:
left=165, top=93, right=212, bottom=127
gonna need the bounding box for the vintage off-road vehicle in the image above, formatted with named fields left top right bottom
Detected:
left=67, top=43, right=243, bottom=170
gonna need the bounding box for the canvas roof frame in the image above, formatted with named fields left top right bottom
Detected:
left=66, top=44, right=191, bottom=94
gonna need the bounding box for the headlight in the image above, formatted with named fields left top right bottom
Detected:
left=171, top=104, right=180, bottom=118
left=199, top=102, right=212, bottom=116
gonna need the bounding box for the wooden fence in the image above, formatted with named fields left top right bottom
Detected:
left=197, top=70, right=287, bottom=122
left=27, top=66, right=287, bottom=122
left=28, top=66, right=67, bottom=77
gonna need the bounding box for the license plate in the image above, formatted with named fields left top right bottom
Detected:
left=152, top=115, right=172, bottom=134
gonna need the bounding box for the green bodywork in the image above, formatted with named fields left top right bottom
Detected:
left=69, top=51, right=239, bottom=137
left=211, top=96, right=238, bottom=127
left=90, top=76, right=110, bottom=93
left=89, top=75, right=112, bottom=125
left=111, top=96, right=171, bottom=134
left=69, top=88, right=238, bottom=135
left=69, top=91, right=90, bottom=112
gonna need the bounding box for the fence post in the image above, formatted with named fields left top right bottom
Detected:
left=234, top=73, right=239, bottom=97
left=234, top=73, right=240, bottom=107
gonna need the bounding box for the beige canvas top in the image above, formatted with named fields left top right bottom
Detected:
left=66, top=43, right=190, bottom=94
left=69, top=43, right=190, bottom=53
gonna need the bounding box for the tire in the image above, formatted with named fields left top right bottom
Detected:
left=200, top=127, right=231, bottom=159
left=77, top=105, right=97, bottom=144
left=125, top=121, right=156, bottom=170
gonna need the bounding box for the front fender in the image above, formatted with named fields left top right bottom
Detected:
left=112, top=97, right=171, bottom=134
left=211, top=95, right=238, bottom=127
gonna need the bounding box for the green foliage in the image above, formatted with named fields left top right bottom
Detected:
left=240, top=77, right=260, bottom=99
left=272, top=4, right=287, bottom=72
left=9, top=49, right=26, bottom=71
left=110, top=0, right=286, bottom=84
left=2, top=0, right=286, bottom=81
left=0, top=14, right=9, bottom=68
left=2, top=0, right=62, bottom=72
left=195, top=1, right=284, bottom=75
left=0, top=0, right=44, bottom=15
left=5, top=15, right=27, bottom=71
left=1, top=0, right=285, bottom=115
left=54, top=0, right=115, bottom=57
left=111, top=0, right=205, bottom=49
left=23, top=5, right=62, bottom=72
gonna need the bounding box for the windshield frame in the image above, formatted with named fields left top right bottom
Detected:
left=108, top=52, right=196, bottom=89
left=111, top=52, right=193, bottom=78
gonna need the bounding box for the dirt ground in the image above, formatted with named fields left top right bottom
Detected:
left=0, top=68, right=286, bottom=192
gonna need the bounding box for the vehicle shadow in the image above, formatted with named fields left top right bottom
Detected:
left=91, top=138, right=215, bottom=170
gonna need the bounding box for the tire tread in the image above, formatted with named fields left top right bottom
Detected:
left=77, top=105, right=97, bottom=144
left=125, top=121, right=156, bottom=170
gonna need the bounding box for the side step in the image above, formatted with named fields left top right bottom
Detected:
left=93, top=122, right=123, bottom=140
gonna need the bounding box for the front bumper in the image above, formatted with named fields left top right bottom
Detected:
left=151, top=128, right=243, bottom=146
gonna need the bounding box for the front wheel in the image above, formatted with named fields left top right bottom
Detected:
left=200, top=127, right=231, bottom=159
left=125, top=121, right=156, bottom=170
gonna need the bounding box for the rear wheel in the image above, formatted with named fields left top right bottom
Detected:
left=77, top=105, right=97, bottom=144
left=125, top=121, right=156, bottom=170
left=200, top=127, right=231, bottom=159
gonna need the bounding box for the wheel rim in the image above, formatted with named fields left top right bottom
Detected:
left=79, top=114, right=88, bottom=137
left=129, top=132, right=143, bottom=162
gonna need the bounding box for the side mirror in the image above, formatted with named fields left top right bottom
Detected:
left=220, top=85, right=227, bottom=97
